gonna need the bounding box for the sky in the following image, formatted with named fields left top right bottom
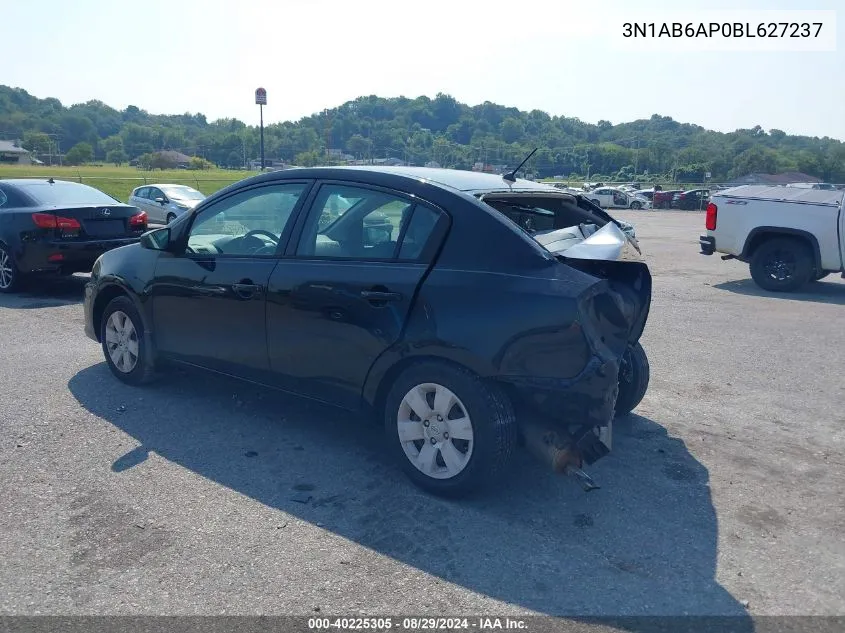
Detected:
left=3, top=0, right=844, bottom=139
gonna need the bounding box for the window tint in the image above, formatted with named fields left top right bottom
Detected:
left=187, top=183, right=306, bottom=256
left=149, top=188, right=164, bottom=201
left=398, top=206, right=441, bottom=260
left=134, top=187, right=149, bottom=199
left=0, top=189, right=7, bottom=208
left=296, top=184, right=413, bottom=260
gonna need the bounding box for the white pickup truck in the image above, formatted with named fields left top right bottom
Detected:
left=699, top=185, right=844, bottom=292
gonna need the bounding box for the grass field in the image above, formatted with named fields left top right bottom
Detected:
left=0, top=165, right=258, bottom=203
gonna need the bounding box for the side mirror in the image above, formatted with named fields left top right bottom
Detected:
left=155, top=197, right=167, bottom=205
left=140, top=227, right=171, bottom=251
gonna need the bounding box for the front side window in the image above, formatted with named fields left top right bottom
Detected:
left=186, top=183, right=306, bottom=256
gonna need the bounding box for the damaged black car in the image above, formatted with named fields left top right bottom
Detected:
left=82, top=166, right=652, bottom=497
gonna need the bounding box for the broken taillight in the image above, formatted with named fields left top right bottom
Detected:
left=705, top=202, right=717, bottom=231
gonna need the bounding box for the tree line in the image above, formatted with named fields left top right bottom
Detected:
left=2, top=85, right=844, bottom=182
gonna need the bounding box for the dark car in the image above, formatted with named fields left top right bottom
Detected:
left=652, top=189, right=683, bottom=209
left=0, top=179, right=148, bottom=292
left=83, top=167, right=652, bottom=497
left=673, top=189, right=710, bottom=210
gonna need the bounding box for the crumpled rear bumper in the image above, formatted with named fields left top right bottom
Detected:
left=500, top=354, right=620, bottom=431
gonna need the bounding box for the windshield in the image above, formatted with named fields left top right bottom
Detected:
left=20, top=182, right=119, bottom=206
left=162, top=185, right=205, bottom=200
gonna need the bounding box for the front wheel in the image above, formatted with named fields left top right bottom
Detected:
left=615, top=342, right=649, bottom=417
left=383, top=361, right=516, bottom=497
left=100, top=296, right=156, bottom=385
left=630, top=201, right=642, bottom=210
left=166, top=212, right=177, bottom=224
left=591, top=199, right=602, bottom=207
left=749, top=237, right=814, bottom=292
left=812, top=271, right=830, bottom=282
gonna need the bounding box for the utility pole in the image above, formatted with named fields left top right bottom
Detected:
left=255, top=87, right=267, bottom=171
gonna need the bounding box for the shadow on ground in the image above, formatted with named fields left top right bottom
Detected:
left=68, top=363, right=751, bottom=626
left=714, top=278, right=845, bottom=305
left=0, top=274, right=87, bottom=309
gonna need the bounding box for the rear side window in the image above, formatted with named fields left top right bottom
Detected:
left=20, top=182, right=119, bottom=206
left=134, top=187, right=149, bottom=199
left=398, top=206, right=441, bottom=260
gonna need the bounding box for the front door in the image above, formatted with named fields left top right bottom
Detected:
left=266, top=182, right=447, bottom=409
left=151, top=181, right=311, bottom=379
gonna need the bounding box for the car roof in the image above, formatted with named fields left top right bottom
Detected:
left=1, top=178, right=88, bottom=188
left=282, top=166, right=558, bottom=195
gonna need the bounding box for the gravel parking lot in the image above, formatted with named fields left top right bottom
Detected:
left=0, top=210, right=843, bottom=619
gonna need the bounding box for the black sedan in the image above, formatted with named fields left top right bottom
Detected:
left=83, top=167, right=652, bottom=496
left=0, top=178, right=148, bottom=292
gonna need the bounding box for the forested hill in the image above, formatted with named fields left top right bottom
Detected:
left=2, top=85, right=843, bottom=182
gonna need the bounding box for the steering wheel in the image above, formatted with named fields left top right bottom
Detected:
left=241, top=229, right=280, bottom=254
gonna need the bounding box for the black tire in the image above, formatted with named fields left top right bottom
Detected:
left=166, top=213, right=177, bottom=224
left=383, top=361, right=516, bottom=498
left=100, top=296, right=156, bottom=385
left=812, top=271, right=830, bottom=282
left=749, top=237, right=814, bottom=292
left=615, top=342, right=649, bottom=417
left=630, top=201, right=642, bottom=210
left=590, top=199, right=601, bottom=207
left=0, top=242, right=26, bottom=294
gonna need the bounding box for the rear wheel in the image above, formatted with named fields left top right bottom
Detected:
left=0, top=242, right=25, bottom=294
left=166, top=212, right=177, bottom=224
left=100, top=296, right=156, bottom=385
left=749, top=237, right=814, bottom=292
left=615, top=342, right=649, bottom=417
left=383, top=361, right=516, bottom=497
left=591, top=199, right=601, bottom=207
left=812, top=271, right=830, bottom=282
left=630, top=201, right=642, bottom=210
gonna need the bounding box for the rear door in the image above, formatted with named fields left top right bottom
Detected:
left=151, top=181, right=311, bottom=379
left=265, top=181, right=449, bottom=409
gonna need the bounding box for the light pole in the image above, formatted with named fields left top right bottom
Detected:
left=255, top=87, right=267, bottom=171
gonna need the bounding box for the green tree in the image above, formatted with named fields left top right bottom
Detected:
left=346, top=134, right=369, bottom=157
left=64, top=142, right=94, bottom=165
left=189, top=156, right=214, bottom=170
left=106, top=149, right=128, bottom=165
left=294, top=150, right=320, bottom=167
left=101, top=134, right=124, bottom=154
left=23, top=131, right=51, bottom=154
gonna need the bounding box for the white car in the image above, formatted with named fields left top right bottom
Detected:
left=586, top=187, right=651, bottom=210
left=128, top=184, right=206, bottom=224
left=699, top=185, right=845, bottom=291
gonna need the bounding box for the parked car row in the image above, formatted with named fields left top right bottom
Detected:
left=2, top=168, right=653, bottom=498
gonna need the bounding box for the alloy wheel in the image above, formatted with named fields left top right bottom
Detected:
left=105, top=311, right=139, bottom=373
left=764, top=250, right=796, bottom=281
left=397, top=382, right=474, bottom=480
left=0, top=248, right=13, bottom=289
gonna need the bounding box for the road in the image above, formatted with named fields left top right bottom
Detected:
left=0, top=211, right=843, bottom=620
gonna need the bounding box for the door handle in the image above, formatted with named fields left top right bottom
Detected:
left=360, top=289, right=402, bottom=302
left=232, top=282, right=263, bottom=299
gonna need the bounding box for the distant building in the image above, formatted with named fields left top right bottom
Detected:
left=0, top=140, right=33, bottom=165
left=729, top=171, right=822, bottom=186
left=154, top=150, right=193, bottom=168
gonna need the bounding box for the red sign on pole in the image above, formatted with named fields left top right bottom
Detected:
left=255, top=87, right=267, bottom=105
